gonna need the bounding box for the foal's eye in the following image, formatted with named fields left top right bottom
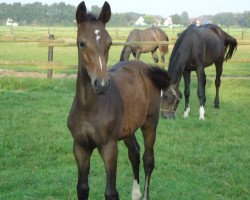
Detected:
left=79, top=41, right=86, bottom=49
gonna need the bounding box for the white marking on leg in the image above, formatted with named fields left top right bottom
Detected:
left=199, top=106, right=205, bottom=120
left=132, top=179, right=141, bottom=200
left=143, top=176, right=149, bottom=200
left=183, top=105, right=190, bottom=118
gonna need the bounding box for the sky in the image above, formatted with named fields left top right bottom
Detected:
left=2, top=0, right=250, bottom=18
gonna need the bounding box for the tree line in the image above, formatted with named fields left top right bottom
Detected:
left=0, top=2, right=249, bottom=27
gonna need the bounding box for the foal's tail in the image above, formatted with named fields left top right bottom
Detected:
left=120, top=45, right=132, bottom=61
left=147, top=66, right=170, bottom=90
left=224, top=32, right=237, bottom=61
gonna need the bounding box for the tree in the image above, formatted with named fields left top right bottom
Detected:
left=181, top=11, right=189, bottom=26
left=245, top=11, right=250, bottom=27
left=91, top=5, right=101, bottom=17
left=144, top=15, right=158, bottom=25
left=171, top=14, right=182, bottom=25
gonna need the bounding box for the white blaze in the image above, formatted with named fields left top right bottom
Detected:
left=94, top=29, right=103, bottom=70
left=98, top=56, right=103, bottom=71
left=95, top=30, right=100, bottom=41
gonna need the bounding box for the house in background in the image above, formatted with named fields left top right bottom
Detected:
left=163, top=16, right=173, bottom=27
left=6, top=18, right=18, bottom=26
left=135, top=16, right=146, bottom=26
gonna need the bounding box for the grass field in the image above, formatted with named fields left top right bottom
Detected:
left=0, top=26, right=250, bottom=199
left=0, top=77, right=249, bottom=199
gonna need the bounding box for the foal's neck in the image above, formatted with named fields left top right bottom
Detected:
left=75, top=66, right=96, bottom=107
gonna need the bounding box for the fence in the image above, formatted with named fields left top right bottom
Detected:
left=1, top=30, right=250, bottom=78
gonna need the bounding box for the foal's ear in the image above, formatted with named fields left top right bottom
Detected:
left=76, top=1, right=87, bottom=24
left=98, top=1, right=111, bottom=25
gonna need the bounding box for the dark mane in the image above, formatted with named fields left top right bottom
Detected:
left=168, top=24, right=198, bottom=78
left=86, top=13, right=98, bottom=22
left=169, top=24, right=197, bottom=69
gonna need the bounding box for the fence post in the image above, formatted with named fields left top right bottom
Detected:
left=47, top=34, right=54, bottom=78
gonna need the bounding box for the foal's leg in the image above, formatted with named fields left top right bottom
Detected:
left=141, top=119, right=157, bottom=200
left=151, top=49, right=159, bottom=63
left=124, top=135, right=141, bottom=200
left=214, top=61, right=223, bottom=108
left=183, top=69, right=191, bottom=118
left=98, top=141, right=119, bottom=200
left=73, top=141, right=93, bottom=200
left=196, top=67, right=207, bottom=120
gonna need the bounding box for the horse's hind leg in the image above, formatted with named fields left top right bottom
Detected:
left=151, top=49, right=159, bottom=63
left=123, top=135, right=141, bottom=200
left=158, top=46, right=167, bottom=63
left=196, top=66, right=207, bottom=120
left=141, top=118, right=157, bottom=200
left=183, top=69, right=191, bottom=118
left=98, top=141, right=119, bottom=200
left=214, top=60, right=223, bottom=108
left=73, top=141, right=93, bottom=200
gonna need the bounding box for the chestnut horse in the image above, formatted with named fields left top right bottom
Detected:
left=120, top=27, right=169, bottom=63
left=161, top=24, right=237, bottom=120
left=67, top=2, right=170, bottom=200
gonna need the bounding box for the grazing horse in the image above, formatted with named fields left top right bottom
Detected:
left=67, top=2, right=170, bottom=200
left=161, top=24, right=237, bottom=120
left=120, top=27, right=169, bottom=63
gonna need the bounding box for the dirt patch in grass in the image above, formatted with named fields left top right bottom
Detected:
left=0, top=69, right=76, bottom=78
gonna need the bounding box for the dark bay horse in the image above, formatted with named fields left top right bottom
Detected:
left=67, top=2, right=170, bottom=200
left=161, top=24, right=237, bottom=120
left=120, top=27, right=169, bottom=63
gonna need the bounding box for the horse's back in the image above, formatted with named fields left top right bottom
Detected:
left=109, top=60, right=161, bottom=137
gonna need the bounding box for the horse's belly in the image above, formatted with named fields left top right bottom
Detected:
left=119, top=98, right=148, bottom=138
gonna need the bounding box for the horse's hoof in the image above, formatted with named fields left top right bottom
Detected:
left=199, top=116, right=205, bottom=120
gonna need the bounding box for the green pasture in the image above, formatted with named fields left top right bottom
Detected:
left=0, top=26, right=250, bottom=199
left=0, top=77, right=249, bottom=199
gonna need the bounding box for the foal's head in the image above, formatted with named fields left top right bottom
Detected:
left=76, top=1, right=112, bottom=94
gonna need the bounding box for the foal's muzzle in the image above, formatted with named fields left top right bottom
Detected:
left=93, top=78, right=111, bottom=94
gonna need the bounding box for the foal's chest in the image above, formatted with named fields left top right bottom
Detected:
left=68, top=105, right=120, bottom=147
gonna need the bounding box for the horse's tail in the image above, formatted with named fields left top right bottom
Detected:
left=120, top=45, right=132, bottom=61
left=147, top=66, right=170, bottom=90
left=224, top=32, right=237, bottom=61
